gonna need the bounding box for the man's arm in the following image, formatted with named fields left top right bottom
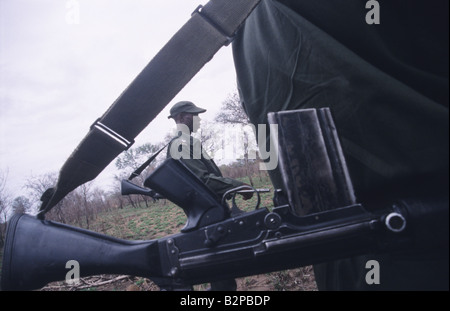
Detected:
left=167, top=135, right=254, bottom=200
left=179, top=157, right=252, bottom=200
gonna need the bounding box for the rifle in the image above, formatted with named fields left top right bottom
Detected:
left=4, top=108, right=446, bottom=291
left=2, top=0, right=447, bottom=290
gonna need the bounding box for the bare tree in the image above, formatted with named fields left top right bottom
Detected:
left=24, top=172, right=107, bottom=228
left=12, top=196, right=32, bottom=214
left=214, top=92, right=250, bottom=125
left=90, top=187, right=111, bottom=214
left=24, top=172, right=73, bottom=223
left=77, top=182, right=93, bottom=229
left=194, top=119, right=224, bottom=159
left=214, top=91, right=259, bottom=184
left=0, top=170, right=11, bottom=220
left=25, top=172, right=58, bottom=214
left=0, top=170, right=11, bottom=246
left=108, top=187, right=126, bottom=210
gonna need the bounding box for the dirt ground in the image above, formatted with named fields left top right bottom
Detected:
left=41, top=266, right=317, bottom=291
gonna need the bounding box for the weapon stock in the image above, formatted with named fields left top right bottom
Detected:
left=1, top=213, right=162, bottom=291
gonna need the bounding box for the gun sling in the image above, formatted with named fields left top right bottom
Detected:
left=38, top=0, right=262, bottom=218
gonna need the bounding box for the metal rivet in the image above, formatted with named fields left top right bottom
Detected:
left=170, top=267, right=179, bottom=277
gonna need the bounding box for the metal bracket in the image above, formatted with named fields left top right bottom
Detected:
left=204, top=225, right=228, bottom=247
left=166, top=238, right=181, bottom=278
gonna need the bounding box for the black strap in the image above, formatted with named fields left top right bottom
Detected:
left=38, top=0, right=261, bottom=219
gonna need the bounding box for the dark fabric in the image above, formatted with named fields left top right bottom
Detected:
left=232, top=0, right=448, bottom=290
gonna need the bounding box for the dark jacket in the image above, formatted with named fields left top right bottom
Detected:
left=167, top=131, right=245, bottom=199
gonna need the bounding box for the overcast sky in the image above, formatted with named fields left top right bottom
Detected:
left=0, top=0, right=239, bottom=198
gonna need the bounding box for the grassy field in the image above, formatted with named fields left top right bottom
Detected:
left=2, top=174, right=318, bottom=291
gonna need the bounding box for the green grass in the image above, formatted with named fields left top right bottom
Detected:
left=90, top=173, right=274, bottom=241
left=91, top=201, right=188, bottom=240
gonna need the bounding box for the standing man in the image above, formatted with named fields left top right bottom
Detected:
left=167, top=100, right=253, bottom=290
